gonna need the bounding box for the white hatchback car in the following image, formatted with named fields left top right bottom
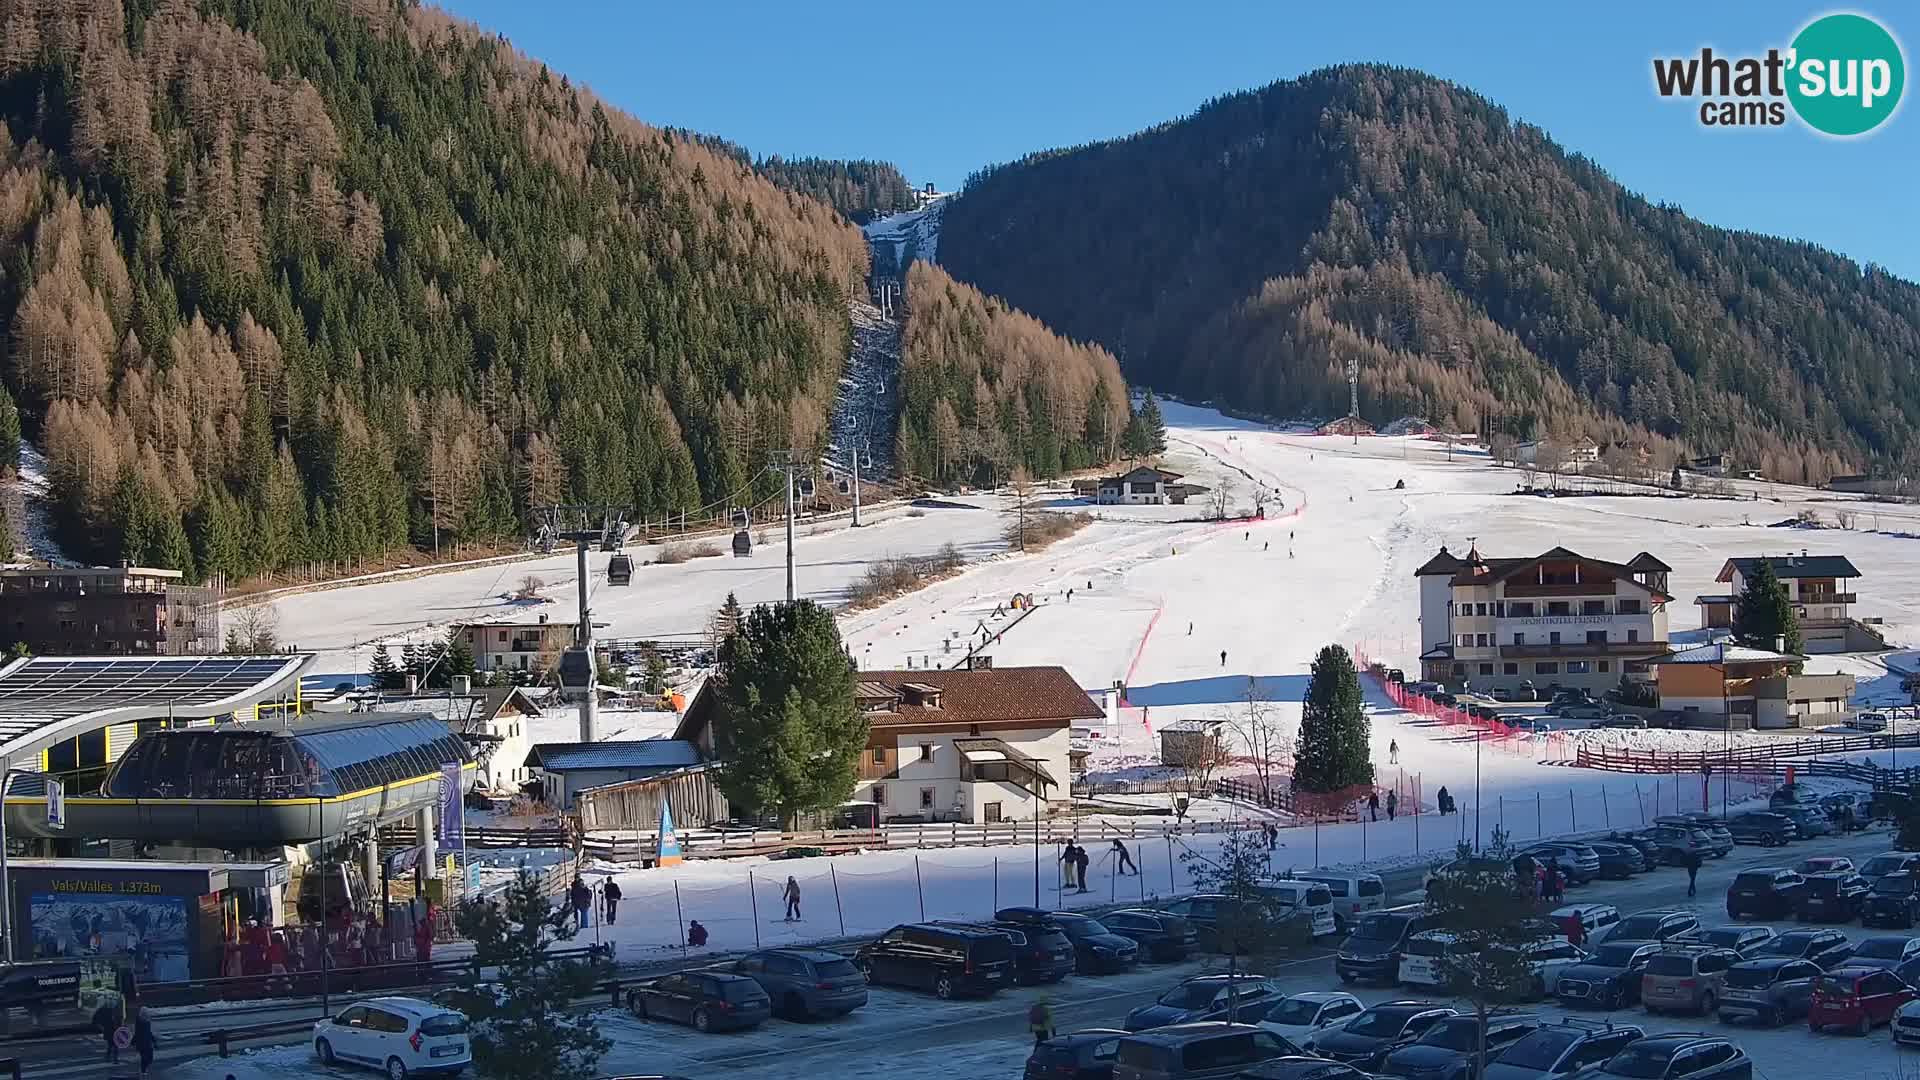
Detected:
left=314, top=996, right=472, bottom=1080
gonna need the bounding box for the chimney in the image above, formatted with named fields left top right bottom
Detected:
left=405, top=673, right=419, bottom=695
left=451, top=674, right=471, bottom=696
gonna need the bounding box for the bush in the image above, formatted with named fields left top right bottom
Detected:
left=845, top=544, right=967, bottom=608
left=1006, top=511, right=1092, bottom=551
left=658, top=541, right=722, bottom=564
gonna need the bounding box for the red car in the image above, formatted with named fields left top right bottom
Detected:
left=1808, top=966, right=1916, bottom=1034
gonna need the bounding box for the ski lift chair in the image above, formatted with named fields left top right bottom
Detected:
left=730, top=507, right=750, bottom=529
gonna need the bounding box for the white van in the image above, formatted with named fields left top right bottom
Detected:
left=1397, top=930, right=1461, bottom=988
left=1254, top=880, right=1337, bottom=938
left=1291, top=873, right=1387, bottom=932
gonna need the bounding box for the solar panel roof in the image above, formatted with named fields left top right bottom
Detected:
left=0, top=655, right=311, bottom=754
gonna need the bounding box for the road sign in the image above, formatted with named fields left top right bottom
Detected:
left=45, top=777, right=64, bottom=831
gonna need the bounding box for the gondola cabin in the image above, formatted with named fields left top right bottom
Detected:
left=732, top=530, right=753, bottom=557
left=607, top=554, right=633, bottom=585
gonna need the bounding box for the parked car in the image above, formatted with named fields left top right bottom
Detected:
left=1124, top=975, right=1280, bottom=1031
left=1304, top=1001, right=1455, bottom=1070
left=1585, top=843, right=1647, bottom=880
left=1796, top=856, right=1855, bottom=875
left=1111, top=1023, right=1299, bottom=1080
left=1590, top=715, right=1647, bottom=729
left=1726, top=868, right=1806, bottom=920
left=1724, top=812, right=1795, bottom=847
left=1695, top=925, right=1776, bottom=958
left=1863, top=872, right=1920, bottom=929
left=1480, top=1020, right=1644, bottom=1080
left=1103, top=909, right=1200, bottom=962
left=1025, top=1029, right=1129, bottom=1080
left=1598, top=909, right=1699, bottom=947
left=1756, top=928, right=1855, bottom=969
left=1155, top=895, right=1283, bottom=955
left=1640, top=945, right=1740, bottom=1015
left=1579, top=1034, right=1752, bottom=1080
left=626, top=971, right=772, bottom=1032
left=1549, top=903, right=1621, bottom=943
left=1554, top=940, right=1662, bottom=1009
left=1841, top=935, right=1920, bottom=972
left=1395, top=932, right=1462, bottom=990
left=1795, top=872, right=1872, bottom=923
left=1653, top=815, right=1733, bottom=856
left=1776, top=806, right=1832, bottom=839
left=1291, top=873, right=1388, bottom=932
left=1609, top=832, right=1667, bottom=865
left=1893, top=999, right=1920, bottom=1046
left=1378, top=1013, right=1542, bottom=1080
left=1255, top=992, right=1365, bottom=1041
left=1336, top=908, right=1439, bottom=985
left=940, top=921, right=1072, bottom=985
left=1716, top=958, right=1822, bottom=1026
left=1252, top=880, right=1339, bottom=938
left=997, top=908, right=1139, bottom=973
left=855, top=923, right=1015, bottom=998
left=718, top=948, right=867, bottom=1019
left=1521, top=842, right=1602, bottom=886
left=1637, top=825, right=1718, bottom=866
left=1237, top=1059, right=1380, bottom=1080
left=1808, top=966, right=1917, bottom=1034
left=1559, top=704, right=1609, bottom=721
left=1863, top=852, right=1920, bottom=878
left=1423, top=858, right=1516, bottom=900
left=1826, top=791, right=1879, bottom=826
left=313, top=997, right=472, bottom=1079
left=1854, top=711, right=1890, bottom=732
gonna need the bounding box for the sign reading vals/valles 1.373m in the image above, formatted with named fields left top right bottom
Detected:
left=1653, top=11, right=1906, bottom=135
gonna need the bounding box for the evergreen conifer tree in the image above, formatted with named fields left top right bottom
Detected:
left=444, top=630, right=476, bottom=683
left=401, top=641, right=422, bottom=685
left=1138, top=390, right=1168, bottom=456
left=1293, top=644, right=1373, bottom=794
left=0, top=501, right=12, bottom=563
left=369, top=646, right=401, bottom=690
left=711, top=600, right=867, bottom=827
left=0, top=384, right=19, bottom=470
left=1733, top=560, right=1803, bottom=658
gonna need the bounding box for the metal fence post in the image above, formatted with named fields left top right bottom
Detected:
left=1167, top=833, right=1177, bottom=895
left=914, top=856, right=926, bottom=920
left=1569, top=789, right=1577, bottom=833
left=748, top=871, right=760, bottom=948
left=1536, top=792, right=1543, bottom=838
left=1602, top=787, right=1610, bottom=828
left=830, top=864, right=847, bottom=936
left=993, top=857, right=999, bottom=913
left=673, top=881, right=687, bottom=957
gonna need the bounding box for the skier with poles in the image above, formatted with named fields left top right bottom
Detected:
left=1110, top=838, right=1138, bottom=876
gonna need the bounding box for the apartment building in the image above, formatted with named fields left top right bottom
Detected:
left=453, top=616, right=578, bottom=672
left=1, top=567, right=219, bottom=655
left=1415, top=545, right=1672, bottom=694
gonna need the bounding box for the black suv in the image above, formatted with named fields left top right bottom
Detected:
left=1102, top=908, right=1199, bottom=962
left=1598, top=909, right=1698, bottom=946
left=1380, top=1013, right=1542, bottom=1080
left=939, top=920, right=1073, bottom=984
left=997, top=908, right=1139, bottom=973
left=1335, top=908, right=1439, bottom=985
left=1755, top=928, right=1855, bottom=969
left=1555, top=940, right=1662, bottom=1009
left=1863, top=872, right=1920, bottom=928
left=1726, top=868, right=1806, bottom=920
left=719, top=948, right=868, bottom=1019
left=1724, top=811, right=1795, bottom=846
left=854, top=923, right=1015, bottom=998
left=1795, top=872, right=1872, bottom=923
left=1481, top=1020, right=1645, bottom=1080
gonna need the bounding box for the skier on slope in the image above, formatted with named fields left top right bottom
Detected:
left=1220, top=650, right=1227, bottom=667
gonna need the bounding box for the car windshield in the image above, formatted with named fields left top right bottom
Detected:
left=1603, top=1046, right=1675, bottom=1079
left=1723, top=965, right=1775, bottom=989
left=1733, top=873, right=1776, bottom=888
left=1858, top=939, right=1911, bottom=959
left=1760, top=936, right=1815, bottom=957
left=1494, top=1030, right=1578, bottom=1071
left=721, top=980, right=764, bottom=1002
left=1344, top=1010, right=1416, bottom=1037
left=1699, top=929, right=1747, bottom=948
left=1266, top=999, right=1325, bottom=1026
left=1866, top=857, right=1909, bottom=876
left=1159, top=983, right=1224, bottom=1009
left=1813, top=975, right=1857, bottom=998
left=1416, top=1018, right=1481, bottom=1051
left=1349, top=914, right=1412, bottom=943
left=816, top=958, right=859, bottom=978
left=1592, top=943, right=1648, bottom=968
left=1406, top=937, right=1450, bottom=957
left=1875, top=877, right=1917, bottom=896
left=1612, top=916, right=1665, bottom=939
left=1063, top=918, right=1111, bottom=938
left=418, top=1014, right=469, bottom=1036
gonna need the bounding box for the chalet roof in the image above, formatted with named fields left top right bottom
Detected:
left=1448, top=547, right=1674, bottom=599
left=1102, top=466, right=1183, bottom=485
left=524, top=738, right=702, bottom=772
left=952, top=736, right=1057, bottom=785
left=1648, top=643, right=1806, bottom=665
left=1718, top=555, right=1861, bottom=582
left=676, top=665, right=1102, bottom=744
left=1414, top=546, right=1466, bottom=576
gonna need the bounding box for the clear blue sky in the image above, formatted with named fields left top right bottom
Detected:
left=443, top=1, right=1917, bottom=281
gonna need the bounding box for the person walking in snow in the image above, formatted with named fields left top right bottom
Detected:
left=1367, top=791, right=1379, bottom=822
left=1220, top=650, right=1228, bottom=667
left=1437, top=785, right=1452, bottom=815
left=570, top=876, right=592, bottom=930
left=1386, top=790, right=1397, bottom=821
left=1188, top=622, right=1193, bottom=635
left=1263, top=541, right=1269, bottom=551
left=783, top=875, right=802, bottom=921
left=1683, top=848, right=1702, bottom=897
left=1072, top=846, right=1091, bottom=893
left=1029, top=998, right=1055, bottom=1045
left=603, top=879, right=622, bottom=925
left=1060, top=844, right=1081, bottom=888
left=1111, top=838, right=1137, bottom=876
left=1389, top=739, right=1399, bottom=764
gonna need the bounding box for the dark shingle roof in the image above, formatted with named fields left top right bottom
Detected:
left=677, top=665, right=1102, bottom=744
left=1721, top=555, right=1861, bottom=581
left=1447, top=548, right=1673, bottom=598
left=524, top=738, right=702, bottom=771
left=1414, top=547, right=1465, bottom=576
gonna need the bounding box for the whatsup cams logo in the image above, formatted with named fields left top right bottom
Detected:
left=1653, top=11, right=1906, bottom=135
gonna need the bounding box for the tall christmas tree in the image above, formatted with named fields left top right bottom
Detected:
left=1733, top=559, right=1803, bottom=659
left=1293, top=644, right=1374, bottom=794
left=369, top=646, right=401, bottom=690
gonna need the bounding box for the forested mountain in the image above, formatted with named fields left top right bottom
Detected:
left=0, top=0, right=868, bottom=581
left=940, top=64, right=1920, bottom=482
left=896, top=261, right=1127, bottom=485
left=752, top=157, right=915, bottom=224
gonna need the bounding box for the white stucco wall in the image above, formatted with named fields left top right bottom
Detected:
left=853, top=724, right=1070, bottom=822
